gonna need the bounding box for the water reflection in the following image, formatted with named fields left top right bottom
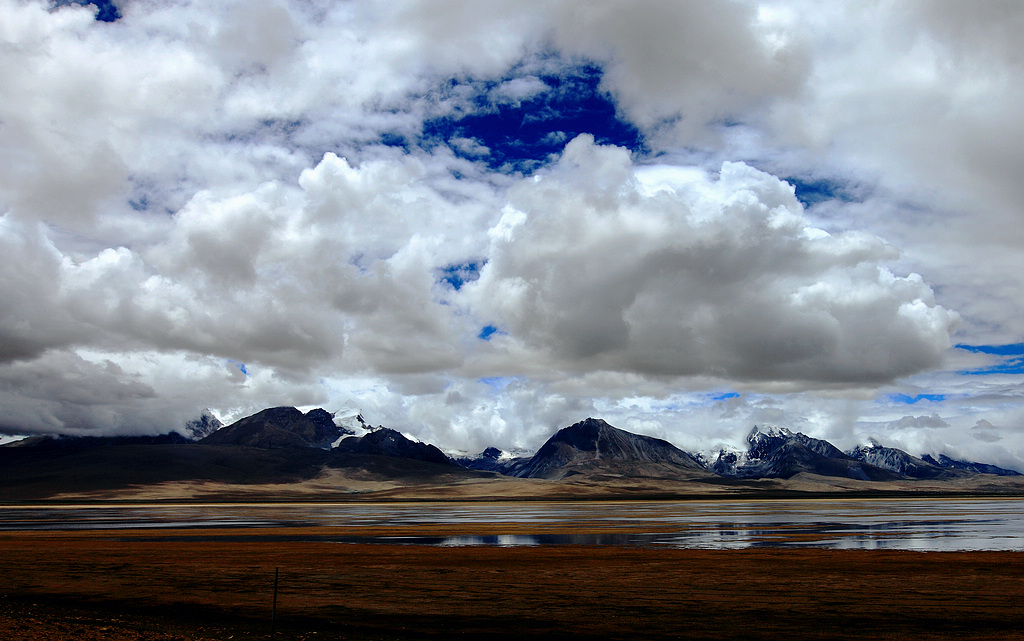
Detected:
left=2, top=499, right=1023, bottom=551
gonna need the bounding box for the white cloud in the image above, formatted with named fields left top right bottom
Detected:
left=490, top=76, right=550, bottom=106
left=761, top=1, right=1024, bottom=344
left=894, top=414, right=950, bottom=430
left=549, top=0, right=810, bottom=138
left=469, top=135, right=956, bottom=386
left=0, top=0, right=1021, bottom=468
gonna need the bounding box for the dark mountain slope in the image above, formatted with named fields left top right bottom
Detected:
left=849, top=443, right=961, bottom=479
left=0, top=442, right=333, bottom=499
left=1, top=432, right=191, bottom=453
left=922, top=454, right=1022, bottom=477
left=515, top=418, right=709, bottom=480
left=334, top=428, right=453, bottom=466
left=0, top=440, right=480, bottom=500
left=199, top=406, right=349, bottom=449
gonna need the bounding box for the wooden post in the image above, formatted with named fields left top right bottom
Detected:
left=271, top=566, right=279, bottom=638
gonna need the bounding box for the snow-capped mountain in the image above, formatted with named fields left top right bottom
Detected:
left=200, top=406, right=351, bottom=449
left=330, top=406, right=371, bottom=447
left=701, top=448, right=748, bottom=476
left=848, top=441, right=955, bottom=479
left=464, top=421, right=1023, bottom=482
left=921, top=454, right=1021, bottom=477
left=454, top=447, right=533, bottom=476
left=333, top=427, right=453, bottom=466
left=3, top=409, right=1023, bottom=502
left=332, top=406, right=369, bottom=432
left=183, top=409, right=223, bottom=441
left=707, top=426, right=900, bottom=481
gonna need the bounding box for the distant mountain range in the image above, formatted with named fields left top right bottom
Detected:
left=700, top=427, right=982, bottom=481
left=1, top=407, right=1019, bottom=500
left=462, top=421, right=1020, bottom=481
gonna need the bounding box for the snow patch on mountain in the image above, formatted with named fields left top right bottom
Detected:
left=453, top=446, right=536, bottom=474
left=183, top=409, right=223, bottom=441
left=331, top=406, right=369, bottom=446
left=0, top=434, right=29, bottom=446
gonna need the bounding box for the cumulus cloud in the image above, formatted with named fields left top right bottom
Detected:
left=894, top=414, right=950, bottom=430
left=550, top=0, right=809, bottom=137
left=0, top=347, right=324, bottom=436
left=0, top=0, right=224, bottom=226
left=490, top=76, right=551, bottom=106
left=971, top=420, right=1002, bottom=443
left=469, top=135, right=956, bottom=386
left=0, top=218, right=75, bottom=361
left=0, top=0, right=1021, bottom=468
left=762, top=1, right=1024, bottom=346
left=2, top=148, right=497, bottom=375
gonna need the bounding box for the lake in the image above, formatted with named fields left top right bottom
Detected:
left=1, top=498, right=1022, bottom=551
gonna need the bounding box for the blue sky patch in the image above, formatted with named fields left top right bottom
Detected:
left=956, top=343, right=1024, bottom=376
left=422, top=61, right=644, bottom=174
left=478, top=325, right=500, bottom=340
left=709, top=391, right=740, bottom=401
left=438, top=261, right=484, bottom=291
left=783, top=176, right=859, bottom=208
left=889, top=393, right=946, bottom=404
left=957, top=343, right=1024, bottom=356
left=478, top=376, right=513, bottom=391
left=58, top=0, right=120, bottom=22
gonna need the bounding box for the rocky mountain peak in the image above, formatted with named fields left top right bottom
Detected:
left=514, top=418, right=708, bottom=480
left=712, top=425, right=894, bottom=480
left=199, top=406, right=349, bottom=449
left=921, top=454, right=1022, bottom=477
left=480, top=446, right=503, bottom=460
left=332, top=406, right=369, bottom=435
left=183, top=409, right=222, bottom=441
left=747, top=425, right=793, bottom=442
left=333, top=427, right=452, bottom=466
left=847, top=441, right=952, bottom=479
left=546, top=417, right=616, bottom=451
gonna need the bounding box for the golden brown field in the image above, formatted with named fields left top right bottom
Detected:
left=1, top=525, right=1022, bottom=641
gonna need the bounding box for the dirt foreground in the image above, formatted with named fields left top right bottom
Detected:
left=1, top=527, right=1022, bottom=641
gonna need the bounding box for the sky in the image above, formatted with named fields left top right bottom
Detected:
left=1, top=0, right=1023, bottom=469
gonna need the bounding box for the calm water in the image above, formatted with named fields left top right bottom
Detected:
left=1, top=499, right=1022, bottom=551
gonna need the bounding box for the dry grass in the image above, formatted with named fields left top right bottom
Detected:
left=1, top=526, right=1022, bottom=640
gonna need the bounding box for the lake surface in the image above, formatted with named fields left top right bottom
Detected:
left=2, top=498, right=1022, bottom=551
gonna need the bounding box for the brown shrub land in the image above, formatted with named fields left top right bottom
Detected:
left=1, top=527, right=1022, bottom=640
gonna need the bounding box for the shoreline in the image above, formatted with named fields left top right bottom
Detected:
left=3, top=496, right=1023, bottom=552
left=4, top=486, right=1024, bottom=506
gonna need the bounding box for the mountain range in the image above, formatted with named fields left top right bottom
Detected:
left=1, top=407, right=1020, bottom=501
left=461, top=421, right=1020, bottom=481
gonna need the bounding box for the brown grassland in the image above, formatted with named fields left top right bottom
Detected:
left=1, top=523, right=1022, bottom=641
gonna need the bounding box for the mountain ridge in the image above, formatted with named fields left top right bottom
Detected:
left=2, top=408, right=1021, bottom=501
left=199, top=406, right=350, bottom=449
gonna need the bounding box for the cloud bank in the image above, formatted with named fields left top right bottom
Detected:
left=1, top=0, right=1022, bottom=469
left=471, top=136, right=954, bottom=385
